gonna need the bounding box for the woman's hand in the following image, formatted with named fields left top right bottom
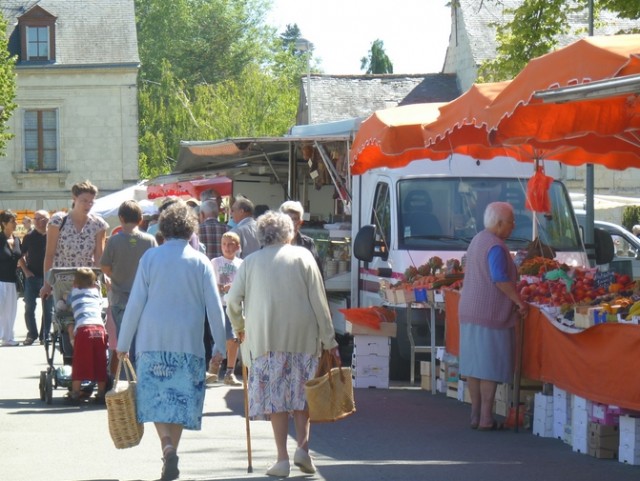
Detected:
left=328, top=346, right=341, bottom=364
left=40, top=284, right=53, bottom=300
left=516, top=301, right=529, bottom=318
left=117, top=351, right=129, bottom=360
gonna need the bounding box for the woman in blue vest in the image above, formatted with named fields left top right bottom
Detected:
left=459, top=202, right=528, bottom=431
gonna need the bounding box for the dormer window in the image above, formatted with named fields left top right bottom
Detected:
left=18, top=6, right=57, bottom=63
left=27, top=26, right=50, bottom=60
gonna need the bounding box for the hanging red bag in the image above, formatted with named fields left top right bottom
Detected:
left=525, top=167, right=553, bottom=213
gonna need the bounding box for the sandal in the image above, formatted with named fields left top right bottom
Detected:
left=477, top=420, right=505, bottom=431
left=64, top=392, right=82, bottom=405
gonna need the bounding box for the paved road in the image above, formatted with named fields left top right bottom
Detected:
left=2, top=300, right=639, bottom=481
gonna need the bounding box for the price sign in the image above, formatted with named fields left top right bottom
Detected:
left=594, top=271, right=616, bottom=289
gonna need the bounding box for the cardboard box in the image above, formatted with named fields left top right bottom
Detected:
left=446, top=381, right=458, bottom=399
left=589, top=446, right=617, bottom=459
left=353, top=335, right=391, bottom=357
left=351, top=354, right=389, bottom=378
left=346, top=321, right=397, bottom=338
left=420, top=374, right=432, bottom=390
left=427, top=289, right=445, bottom=304
left=590, top=402, right=621, bottom=426
left=382, top=287, right=415, bottom=304
left=353, top=374, right=389, bottom=389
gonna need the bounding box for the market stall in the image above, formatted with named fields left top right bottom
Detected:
left=444, top=289, right=640, bottom=411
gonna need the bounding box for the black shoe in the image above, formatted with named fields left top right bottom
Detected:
left=160, top=452, right=179, bottom=481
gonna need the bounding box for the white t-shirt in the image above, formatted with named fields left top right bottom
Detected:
left=212, top=256, right=243, bottom=305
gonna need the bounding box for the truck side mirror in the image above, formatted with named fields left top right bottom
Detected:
left=353, top=224, right=388, bottom=262
left=593, top=227, right=615, bottom=265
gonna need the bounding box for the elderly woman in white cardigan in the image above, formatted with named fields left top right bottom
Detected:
left=226, top=211, right=339, bottom=478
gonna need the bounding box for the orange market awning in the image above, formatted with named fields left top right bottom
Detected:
left=350, top=102, right=448, bottom=175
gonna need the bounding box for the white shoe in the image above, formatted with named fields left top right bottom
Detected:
left=2, top=340, right=19, bottom=347
left=294, top=448, right=316, bottom=474
left=266, top=459, right=290, bottom=477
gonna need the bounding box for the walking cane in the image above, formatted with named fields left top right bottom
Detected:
left=242, top=363, right=253, bottom=473
left=513, top=309, right=526, bottom=433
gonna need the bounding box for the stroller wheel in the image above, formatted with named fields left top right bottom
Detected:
left=45, top=371, right=53, bottom=404
left=39, top=371, right=46, bottom=402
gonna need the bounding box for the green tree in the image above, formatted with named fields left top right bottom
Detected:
left=136, top=1, right=310, bottom=177
left=135, top=0, right=273, bottom=85
left=600, top=0, right=640, bottom=19
left=138, top=61, right=299, bottom=178
left=0, top=16, right=17, bottom=156
left=622, top=205, right=640, bottom=232
left=360, top=39, right=394, bottom=74
left=478, top=0, right=640, bottom=82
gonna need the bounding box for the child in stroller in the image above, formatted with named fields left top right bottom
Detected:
left=57, top=267, right=108, bottom=404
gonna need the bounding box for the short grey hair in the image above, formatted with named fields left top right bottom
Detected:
left=200, top=199, right=219, bottom=217
left=633, top=225, right=640, bottom=235
left=257, top=211, right=294, bottom=246
left=233, top=196, right=254, bottom=214
left=280, top=200, right=304, bottom=217
left=484, top=202, right=514, bottom=229
left=159, top=200, right=198, bottom=240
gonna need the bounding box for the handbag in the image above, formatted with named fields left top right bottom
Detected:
left=105, top=357, right=144, bottom=449
left=305, top=350, right=356, bottom=423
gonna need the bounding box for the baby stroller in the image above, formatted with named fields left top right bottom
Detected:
left=38, top=267, right=110, bottom=404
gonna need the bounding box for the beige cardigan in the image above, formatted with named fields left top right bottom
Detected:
left=226, top=243, right=337, bottom=366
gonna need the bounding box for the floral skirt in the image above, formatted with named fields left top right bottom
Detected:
left=248, top=351, right=319, bottom=420
left=135, top=351, right=206, bottom=430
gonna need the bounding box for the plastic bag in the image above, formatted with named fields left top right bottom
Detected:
left=525, top=168, right=553, bottom=213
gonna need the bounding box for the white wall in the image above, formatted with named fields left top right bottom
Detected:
left=0, top=66, right=139, bottom=211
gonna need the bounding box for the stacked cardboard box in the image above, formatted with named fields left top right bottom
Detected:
left=588, top=423, right=619, bottom=459
left=619, top=416, right=640, bottom=465
left=457, top=379, right=471, bottom=403
left=572, top=395, right=591, bottom=454
left=553, top=387, right=572, bottom=441
left=533, top=392, right=554, bottom=437
left=351, top=335, right=390, bottom=388
left=420, top=360, right=437, bottom=390
left=494, top=383, right=512, bottom=417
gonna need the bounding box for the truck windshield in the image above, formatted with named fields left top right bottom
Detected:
left=398, top=178, right=582, bottom=252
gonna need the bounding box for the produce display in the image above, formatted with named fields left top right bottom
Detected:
left=516, top=256, right=639, bottom=324
left=381, top=257, right=464, bottom=303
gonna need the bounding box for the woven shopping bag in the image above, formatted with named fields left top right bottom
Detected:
left=106, top=357, right=144, bottom=449
left=305, top=351, right=356, bottom=423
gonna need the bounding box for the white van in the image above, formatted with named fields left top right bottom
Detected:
left=575, top=211, right=640, bottom=280
left=351, top=155, right=588, bottom=379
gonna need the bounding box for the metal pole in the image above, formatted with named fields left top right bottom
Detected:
left=585, top=0, right=595, bottom=264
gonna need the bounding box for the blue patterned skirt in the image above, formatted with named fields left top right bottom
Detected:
left=135, top=351, right=206, bottom=430
left=248, top=351, right=319, bottom=420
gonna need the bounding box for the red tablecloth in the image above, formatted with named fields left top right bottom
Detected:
left=444, top=289, right=640, bottom=411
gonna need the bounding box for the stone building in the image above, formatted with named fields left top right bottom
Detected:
left=0, top=0, right=139, bottom=212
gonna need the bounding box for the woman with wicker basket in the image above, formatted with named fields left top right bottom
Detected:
left=116, top=201, right=226, bottom=481
left=226, top=211, right=340, bottom=477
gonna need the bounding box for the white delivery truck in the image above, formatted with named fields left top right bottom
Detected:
left=349, top=155, right=590, bottom=380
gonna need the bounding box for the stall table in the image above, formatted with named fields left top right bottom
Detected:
left=444, top=289, right=640, bottom=411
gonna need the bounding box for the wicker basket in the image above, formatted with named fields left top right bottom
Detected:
left=305, top=351, right=356, bottom=423
left=106, top=357, right=144, bottom=449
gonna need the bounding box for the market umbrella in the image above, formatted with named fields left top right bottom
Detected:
left=350, top=102, right=448, bottom=175
left=422, top=81, right=511, bottom=152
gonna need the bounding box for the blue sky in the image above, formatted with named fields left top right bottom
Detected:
left=266, top=0, right=452, bottom=75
